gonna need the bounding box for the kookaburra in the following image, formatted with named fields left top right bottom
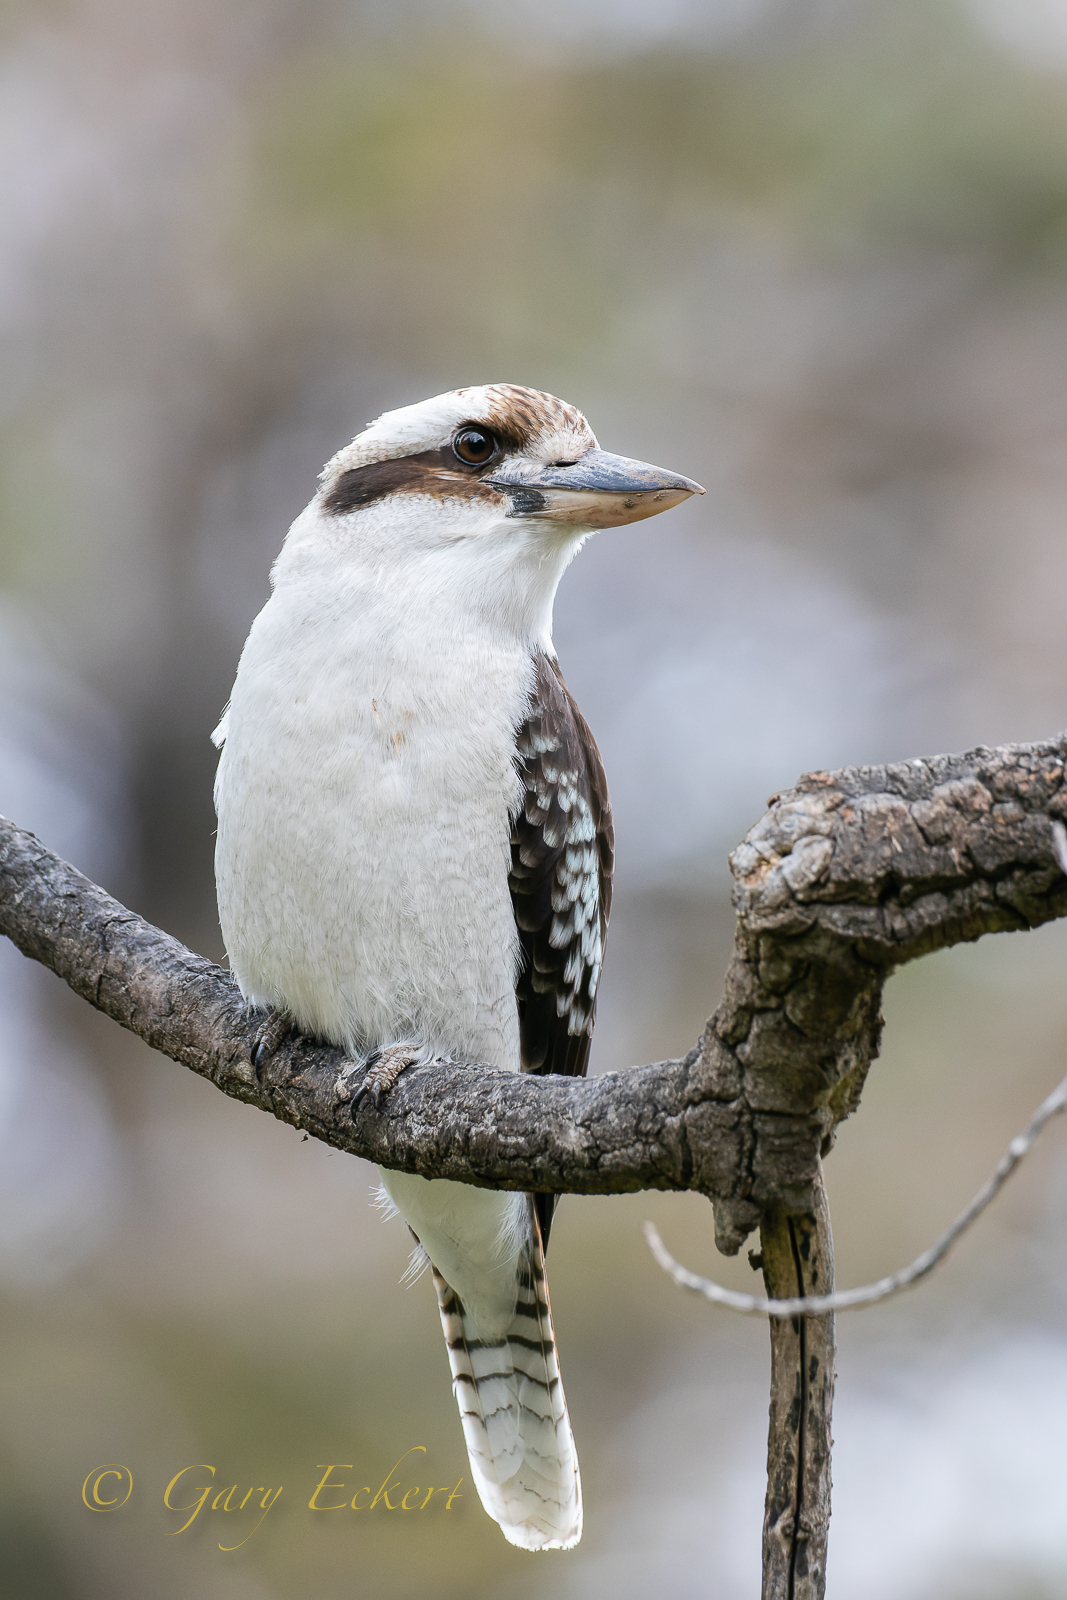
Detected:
left=212, top=385, right=702, bottom=1550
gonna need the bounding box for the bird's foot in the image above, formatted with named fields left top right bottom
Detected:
left=250, top=1008, right=295, bottom=1071
left=352, top=1043, right=420, bottom=1109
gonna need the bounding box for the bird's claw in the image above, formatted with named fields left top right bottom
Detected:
left=250, top=1008, right=295, bottom=1071
left=351, top=1044, right=419, bottom=1109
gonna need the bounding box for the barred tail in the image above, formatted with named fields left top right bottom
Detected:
left=432, top=1237, right=582, bottom=1551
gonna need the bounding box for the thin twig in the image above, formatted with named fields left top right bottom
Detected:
left=645, top=1067, right=1067, bottom=1317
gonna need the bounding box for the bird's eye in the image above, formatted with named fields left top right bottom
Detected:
left=452, top=427, right=498, bottom=466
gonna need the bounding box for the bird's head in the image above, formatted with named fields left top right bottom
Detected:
left=317, top=382, right=702, bottom=531
left=281, top=384, right=703, bottom=643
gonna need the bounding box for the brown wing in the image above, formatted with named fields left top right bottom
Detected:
left=510, top=653, right=614, bottom=1248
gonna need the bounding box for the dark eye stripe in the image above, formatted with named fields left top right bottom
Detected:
left=322, top=446, right=501, bottom=516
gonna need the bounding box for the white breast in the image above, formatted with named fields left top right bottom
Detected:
left=213, top=524, right=533, bottom=1072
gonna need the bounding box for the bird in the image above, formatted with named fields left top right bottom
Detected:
left=211, top=384, right=703, bottom=1550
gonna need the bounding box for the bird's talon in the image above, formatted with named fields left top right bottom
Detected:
left=250, top=1009, right=294, bottom=1071
left=352, top=1044, right=419, bottom=1110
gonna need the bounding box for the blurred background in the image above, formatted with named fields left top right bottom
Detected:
left=3, top=0, right=1067, bottom=1594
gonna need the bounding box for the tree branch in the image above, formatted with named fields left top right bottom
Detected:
left=2, top=733, right=1066, bottom=1246
left=760, top=1171, right=835, bottom=1600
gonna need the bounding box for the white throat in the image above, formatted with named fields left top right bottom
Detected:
left=273, top=491, right=586, bottom=656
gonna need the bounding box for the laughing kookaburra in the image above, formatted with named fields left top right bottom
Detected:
left=212, top=384, right=703, bottom=1551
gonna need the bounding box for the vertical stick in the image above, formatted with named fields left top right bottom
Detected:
left=759, top=1167, right=835, bottom=1600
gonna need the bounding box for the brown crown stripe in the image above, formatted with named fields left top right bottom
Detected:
left=481, top=384, right=591, bottom=447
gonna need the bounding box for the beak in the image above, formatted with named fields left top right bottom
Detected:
left=484, top=448, right=705, bottom=529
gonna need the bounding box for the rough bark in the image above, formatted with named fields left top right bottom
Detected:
left=705, top=734, right=1067, bottom=1251
left=1, top=733, right=1065, bottom=1249
left=760, top=1170, right=835, bottom=1600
